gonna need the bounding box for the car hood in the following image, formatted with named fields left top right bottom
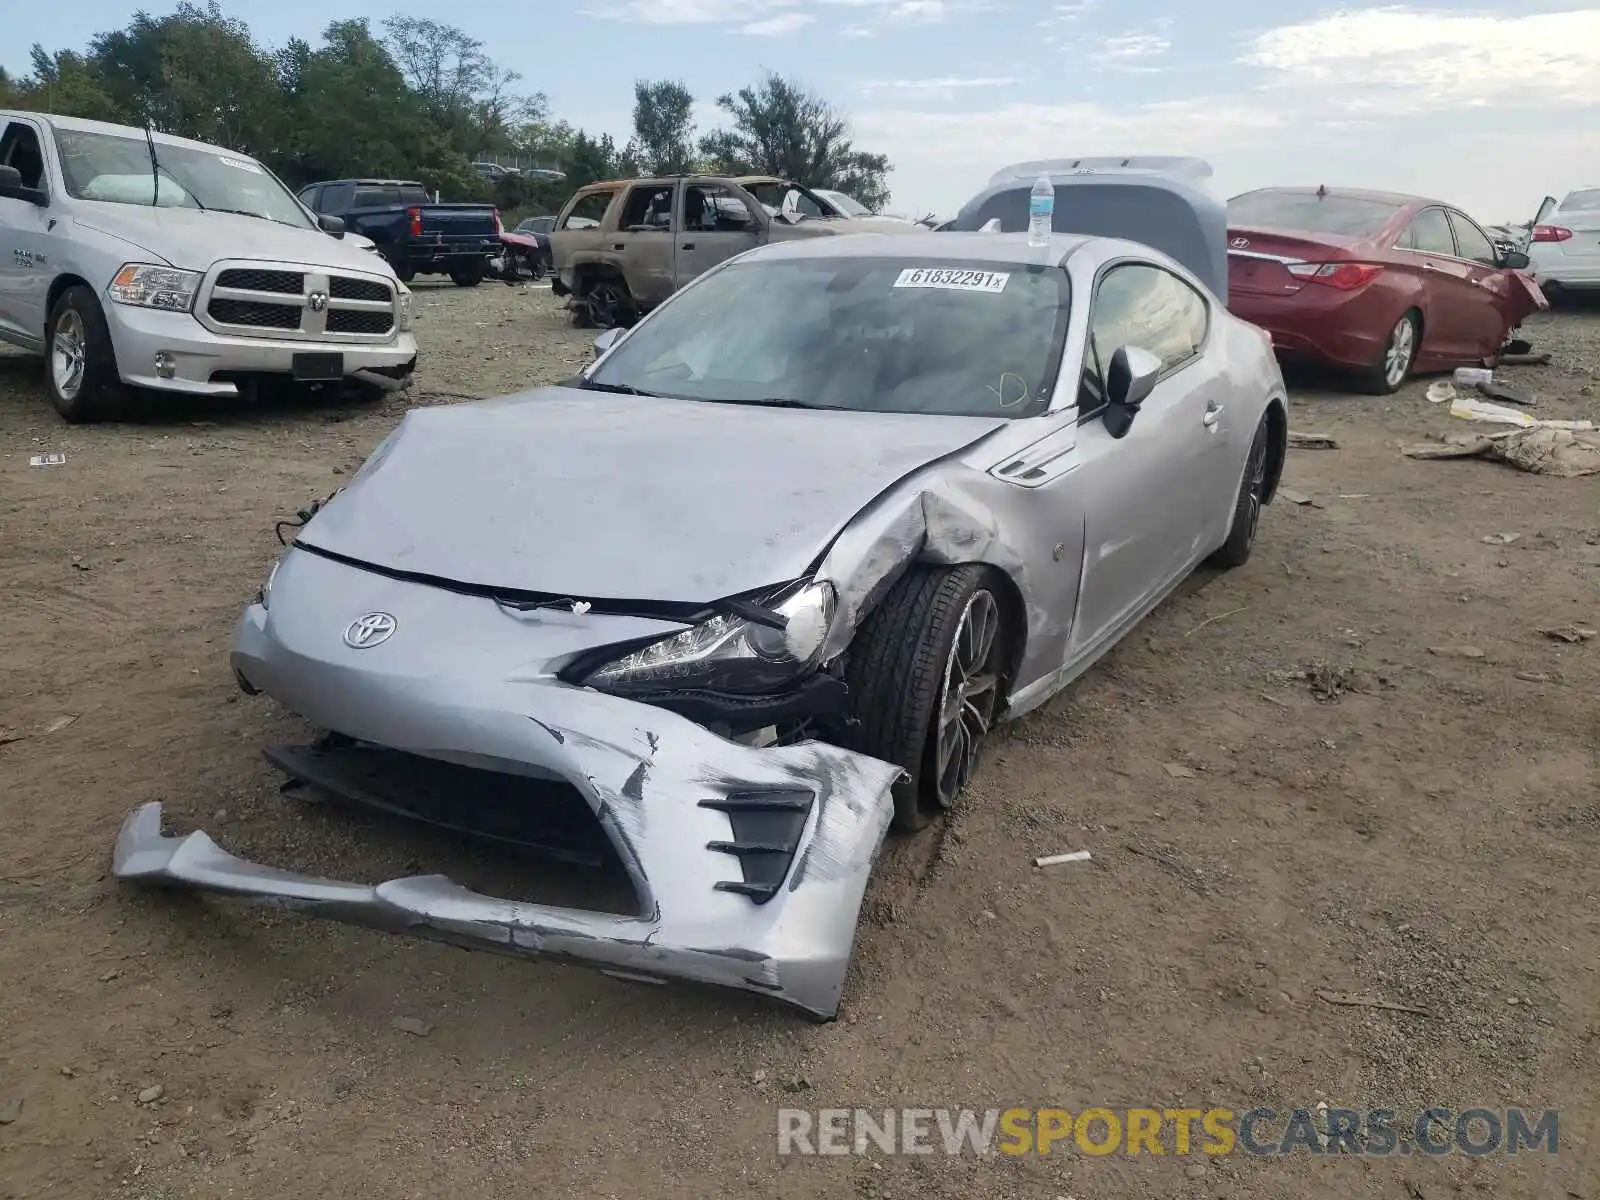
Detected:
left=297, top=388, right=1009, bottom=603
left=71, top=204, right=392, bottom=276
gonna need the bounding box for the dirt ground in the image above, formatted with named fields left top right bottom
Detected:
left=2, top=279, right=1597, bottom=1200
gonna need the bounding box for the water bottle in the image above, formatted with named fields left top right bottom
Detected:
left=1028, top=175, right=1054, bottom=247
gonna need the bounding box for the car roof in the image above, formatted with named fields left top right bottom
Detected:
left=2, top=109, right=262, bottom=158
left=576, top=174, right=793, bottom=190
left=1236, top=184, right=1443, bottom=210
left=747, top=231, right=1092, bottom=268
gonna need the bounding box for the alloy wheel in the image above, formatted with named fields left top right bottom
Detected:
left=1243, top=425, right=1269, bottom=544
left=1384, top=316, right=1416, bottom=389
left=933, top=588, right=1002, bottom=806
left=51, top=310, right=87, bottom=401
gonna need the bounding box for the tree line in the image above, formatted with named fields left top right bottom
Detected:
left=0, top=2, right=893, bottom=220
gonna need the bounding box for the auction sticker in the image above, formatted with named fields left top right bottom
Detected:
left=217, top=157, right=264, bottom=173
left=893, top=267, right=1009, bottom=293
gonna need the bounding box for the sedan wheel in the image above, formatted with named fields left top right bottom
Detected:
left=841, top=564, right=1011, bottom=830
left=1208, top=413, right=1273, bottom=569
left=1359, top=310, right=1419, bottom=394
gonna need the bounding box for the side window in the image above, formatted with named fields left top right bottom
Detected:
left=298, top=185, right=323, bottom=212
left=321, top=184, right=352, bottom=212
left=1090, top=265, right=1205, bottom=372
left=0, top=121, right=47, bottom=191
left=560, top=189, right=615, bottom=230
left=352, top=185, right=388, bottom=208
left=1448, top=212, right=1498, bottom=266
left=683, top=184, right=756, bottom=232
left=618, top=184, right=673, bottom=230
left=1403, top=208, right=1455, bottom=256
left=786, top=188, right=826, bottom=219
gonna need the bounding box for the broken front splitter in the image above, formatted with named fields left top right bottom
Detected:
left=112, top=735, right=901, bottom=1020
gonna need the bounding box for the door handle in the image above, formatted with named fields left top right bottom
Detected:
left=1421, top=260, right=1437, bottom=270
left=1203, top=400, right=1222, bottom=428
left=681, top=242, right=696, bottom=250
left=612, top=243, right=625, bottom=251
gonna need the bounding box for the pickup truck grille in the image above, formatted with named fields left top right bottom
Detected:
left=210, top=299, right=301, bottom=329
left=216, top=268, right=302, bottom=294
left=326, top=310, right=395, bottom=335
left=200, top=260, right=400, bottom=344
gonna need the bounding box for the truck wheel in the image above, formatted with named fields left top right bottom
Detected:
left=385, top=249, right=415, bottom=284
left=450, top=263, right=486, bottom=288
left=46, top=287, right=128, bottom=423
left=585, top=279, right=633, bottom=328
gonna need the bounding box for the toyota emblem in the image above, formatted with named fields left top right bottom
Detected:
left=308, top=291, right=328, bottom=312
left=343, top=612, right=396, bottom=648
left=1229, top=237, right=1250, bottom=249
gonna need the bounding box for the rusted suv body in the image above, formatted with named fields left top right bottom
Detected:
left=550, top=174, right=905, bottom=325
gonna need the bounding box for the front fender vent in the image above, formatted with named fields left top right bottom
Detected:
left=699, top=788, right=814, bottom=905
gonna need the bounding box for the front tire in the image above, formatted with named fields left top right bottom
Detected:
left=1357, top=309, right=1419, bottom=394
left=843, top=564, right=1009, bottom=831
left=46, top=287, right=128, bottom=423
left=584, top=279, right=634, bottom=328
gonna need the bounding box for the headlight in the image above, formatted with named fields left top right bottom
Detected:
left=396, top=286, right=412, bottom=332
left=107, top=264, right=202, bottom=312
left=258, top=559, right=280, bottom=610
left=580, top=580, right=836, bottom=696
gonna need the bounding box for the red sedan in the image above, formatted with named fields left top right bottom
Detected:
left=1226, top=187, right=1546, bottom=393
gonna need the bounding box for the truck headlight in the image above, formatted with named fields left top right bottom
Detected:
left=107, top=264, right=203, bottom=312
left=396, top=286, right=412, bottom=332
left=576, top=580, right=836, bottom=697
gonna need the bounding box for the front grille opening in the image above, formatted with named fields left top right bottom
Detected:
left=326, top=310, right=395, bottom=335
left=329, top=276, right=391, bottom=302
left=217, top=268, right=303, bottom=294
left=210, top=298, right=300, bottom=329
left=249, top=742, right=638, bottom=914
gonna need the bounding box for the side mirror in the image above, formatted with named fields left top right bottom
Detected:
left=318, top=213, right=346, bottom=238
left=1500, top=250, right=1529, bottom=271
left=592, top=327, right=624, bottom=358
left=1102, top=345, right=1162, bottom=439
left=0, top=164, right=47, bottom=207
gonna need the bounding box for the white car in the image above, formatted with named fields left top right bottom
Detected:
left=0, top=111, right=418, bottom=422
left=1526, top=188, right=1600, bottom=299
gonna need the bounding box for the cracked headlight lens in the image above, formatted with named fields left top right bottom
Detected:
left=581, top=580, right=836, bottom=696
left=107, top=263, right=202, bottom=312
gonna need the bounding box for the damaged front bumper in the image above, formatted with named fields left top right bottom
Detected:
left=111, top=549, right=903, bottom=1020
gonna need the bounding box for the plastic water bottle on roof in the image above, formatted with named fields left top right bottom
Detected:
left=1028, top=175, right=1053, bottom=247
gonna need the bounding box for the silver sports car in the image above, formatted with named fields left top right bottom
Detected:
left=113, top=200, right=1290, bottom=1018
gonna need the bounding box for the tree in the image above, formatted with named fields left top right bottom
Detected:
left=699, top=72, right=891, bottom=210
left=627, top=79, right=696, bottom=175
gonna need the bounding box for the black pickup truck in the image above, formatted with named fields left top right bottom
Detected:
left=298, top=179, right=501, bottom=286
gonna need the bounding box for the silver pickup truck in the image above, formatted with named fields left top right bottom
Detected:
left=0, top=111, right=419, bottom=422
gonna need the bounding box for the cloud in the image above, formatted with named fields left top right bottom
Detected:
left=817, top=0, right=987, bottom=28
left=1101, top=32, right=1170, bottom=59
left=860, top=75, right=1022, bottom=100
left=1238, top=7, right=1600, bottom=110
left=738, top=11, right=814, bottom=34
left=854, top=6, right=1600, bottom=225
left=584, top=0, right=802, bottom=24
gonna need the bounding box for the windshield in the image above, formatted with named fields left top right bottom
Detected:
left=588, top=256, right=1070, bottom=418
left=819, top=189, right=871, bottom=217
left=52, top=129, right=313, bottom=228
left=1227, top=190, right=1401, bottom=237
left=1560, top=189, right=1600, bottom=213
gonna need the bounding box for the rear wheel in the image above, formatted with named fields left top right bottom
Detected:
left=843, top=564, right=1009, bottom=830
left=46, top=287, right=128, bottom=423
left=1357, top=309, right=1419, bottom=394
left=1208, top=413, right=1272, bottom=569
left=450, top=262, right=486, bottom=287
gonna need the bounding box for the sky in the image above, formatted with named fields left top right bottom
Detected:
left=6, top=1, right=1600, bottom=223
